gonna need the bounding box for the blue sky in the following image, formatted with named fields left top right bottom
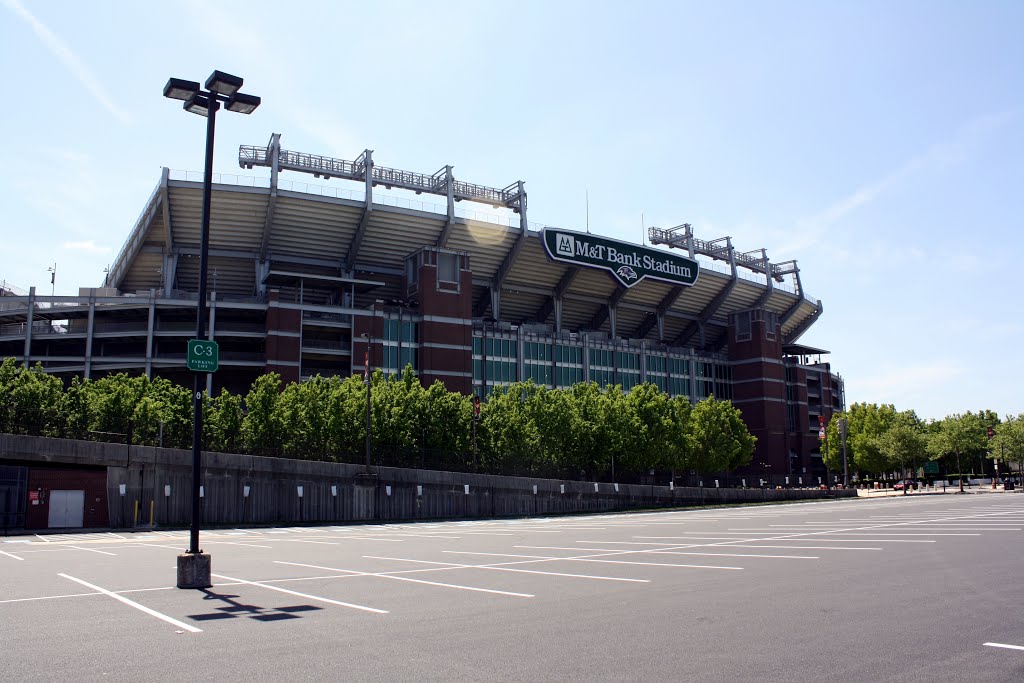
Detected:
left=1, top=0, right=1021, bottom=420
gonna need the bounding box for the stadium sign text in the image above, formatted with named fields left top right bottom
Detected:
left=541, top=229, right=699, bottom=288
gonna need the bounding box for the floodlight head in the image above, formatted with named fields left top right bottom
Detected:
left=205, top=70, right=243, bottom=96
left=183, top=93, right=212, bottom=117
left=164, top=77, right=200, bottom=101
left=225, top=92, right=261, bottom=114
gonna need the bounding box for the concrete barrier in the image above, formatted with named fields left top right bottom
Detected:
left=0, top=434, right=855, bottom=529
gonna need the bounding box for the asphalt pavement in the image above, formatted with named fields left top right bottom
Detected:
left=3, top=494, right=1024, bottom=681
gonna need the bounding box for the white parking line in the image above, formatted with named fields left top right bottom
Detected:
left=518, top=545, right=817, bottom=560
left=749, top=538, right=935, bottom=543
left=0, top=591, right=102, bottom=604
left=58, top=573, right=201, bottom=633
left=345, top=536, right=410, bottom=542
left=286, top=540, right=340, bottom=546
left=723, top=544, right=883, bottom=551
left=445, top=550, right=743, bottom=571
left=275, top=561, right=534, bottom=598
left=816, top=532, right=980, bottom=537
left=206, top=541, right=274, bottom=549
left=211, top=572, right=388, bottom=614
left=68, top=545, right=116, bottom=556
left=0, top=548, right=25, bottom=561
left=137, top=543, right=186, bottom=551
left=366, top=554, right=650, bottom=583
left=985, top=642, right=1024, bottom=651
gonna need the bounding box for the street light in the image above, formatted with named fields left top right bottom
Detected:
left=164, top=70, right=260, bottom=589
left=362, top=332, right=373, bottom=472
left=839, top=417, right=849, bottom=488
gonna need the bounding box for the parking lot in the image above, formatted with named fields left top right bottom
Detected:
left=3, top=494, right=1024, bottom=681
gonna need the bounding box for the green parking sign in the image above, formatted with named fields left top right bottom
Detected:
left=187, top=339, right=219, bottom=372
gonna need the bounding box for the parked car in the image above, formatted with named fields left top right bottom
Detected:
left=893, top=480, right=916, bottom=491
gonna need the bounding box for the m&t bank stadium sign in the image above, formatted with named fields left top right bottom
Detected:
left=541, top=228, right=700, bottom=289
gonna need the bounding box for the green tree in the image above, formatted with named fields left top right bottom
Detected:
left=478, top=383, right=542, bottom=476
left=928, top=412, right=987, bottom=491
left=242, top=373, right=284, bottom=455
left=5, top=362, right=64, bottom=436
left=843, top=403, right=901, bottom=476
left=993, top=415, right=1024, bottom=479
left=206, top=389, right=244, bottom=453
left=880, top=422, right=927, bottom=477
left=689, top=395, right=756, bottom=473
left=565, top=382, right=610, bottom=479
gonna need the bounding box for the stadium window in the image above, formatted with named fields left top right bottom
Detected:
left=406, top=257, right=418, bottom=287
left=438, top=252, right=458, bottom=284
left=736, top=311, right=751, bottom=342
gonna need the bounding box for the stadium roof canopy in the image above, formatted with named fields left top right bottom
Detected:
left=105, top=134, right=823, bottom=351
left=783, top=343, right=831, bottom=356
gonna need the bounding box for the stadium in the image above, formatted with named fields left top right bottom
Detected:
left=0, top=133, right=843, bottom=481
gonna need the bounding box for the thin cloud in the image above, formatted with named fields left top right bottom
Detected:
left=3, top=0, right=131, bottom=123
left=783, top=110, right=1020, bottom=256
left=63, top=240, right=112, bottom=255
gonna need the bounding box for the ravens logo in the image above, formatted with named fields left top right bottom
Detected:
left=616, top=265, right=638, bottom=281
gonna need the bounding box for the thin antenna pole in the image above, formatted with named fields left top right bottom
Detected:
left=641, top=213, right=645, bottom=245
left=586, top=190, right=590, bottom=233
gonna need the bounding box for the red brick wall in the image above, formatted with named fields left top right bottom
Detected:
left=266, top=289, right=301, bottom=383
left=412, top=250, right=473, bottom=394
left=25, top=467, right=109, bottom=529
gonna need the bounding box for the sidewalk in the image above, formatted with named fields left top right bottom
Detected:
left=856, top=486, right=1019, bottom=498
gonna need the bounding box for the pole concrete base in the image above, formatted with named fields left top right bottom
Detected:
left=177, top=552, right=212, bottom=589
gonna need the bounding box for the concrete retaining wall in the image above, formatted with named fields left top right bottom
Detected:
left=0, top=434, right=854, bottom=528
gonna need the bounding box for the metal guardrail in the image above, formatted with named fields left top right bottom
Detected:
left=302, top=340, right=350, bottom=352
left=303, top=311, right=349, bottom=324
left=0, top=322, right=65, bottom=336
left=1, top=280, right=29, bottom=296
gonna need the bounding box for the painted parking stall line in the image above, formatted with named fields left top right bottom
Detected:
left=211, top=572, right=388, bottom=614
left=442, top=550, right=744, bottom=571
left=985, top=643, right=1024, bottom=651
left=0, top=548, right=25, bottom=561
left=58, top=573, right=201, bottom=633
left=275, top=561, right=534, bottom=598
left=364, top=554, right=651, bottom=583
left=68, top=545, right=117, bottom=556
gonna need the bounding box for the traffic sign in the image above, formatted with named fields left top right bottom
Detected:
left=187, top=339, right=219, bottom=372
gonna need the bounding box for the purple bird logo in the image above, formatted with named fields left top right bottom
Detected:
left=616, top=265, right=638, bottom=281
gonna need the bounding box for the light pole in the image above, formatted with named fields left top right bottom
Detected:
left=164, top=71, right=260, bottom=589
left=840, top=417, right=849, bottom=488
left=362, top=332, right=373, bottom=472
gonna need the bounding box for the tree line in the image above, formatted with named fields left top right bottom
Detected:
left=0, top=358, right=756, bottom=481
left=821, top=402, right=1022, bottom=480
